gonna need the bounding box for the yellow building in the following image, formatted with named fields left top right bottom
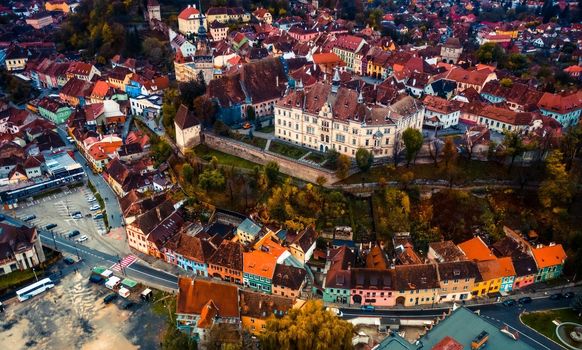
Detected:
left=473, top=258, right=516, bottom=297
left=5, top=46, right=28, bottom=72
left=239, top=290, right=293, bottom=335
left=394, top=264, right=440, bottom=307
left=495, top=29, right=519, bottom=39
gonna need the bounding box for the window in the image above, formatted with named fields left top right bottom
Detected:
left=335, top=134, right=345, bottom=143
left=366, top=129, right=373, bottom=135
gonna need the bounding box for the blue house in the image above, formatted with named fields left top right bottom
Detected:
left=165, top=234, right=216, bottom=277
left=125, top=79, right=143, bottom=98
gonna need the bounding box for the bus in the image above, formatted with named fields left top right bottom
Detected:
left=16, top=278, right=55, bottom=302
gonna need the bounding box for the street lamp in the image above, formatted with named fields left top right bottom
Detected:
left=32, top=266, right=38, bottom=282
left=51, top=230, right=57, bottom=251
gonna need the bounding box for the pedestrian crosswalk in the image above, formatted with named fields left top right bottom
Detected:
left=110, top=255, right=137, bottom=272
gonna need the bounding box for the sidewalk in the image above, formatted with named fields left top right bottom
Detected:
left=330, top=282, right=582, bottom=311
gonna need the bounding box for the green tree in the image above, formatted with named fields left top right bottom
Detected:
left=355, top=148, right=373, bottom=172
left=502, top=131, right=526, bottom=173
left=538, top=150, right=575, bottom=211
left=336, top=154, right=351, bottom=179
left=476, top=42, right=506, bottom=64
left=325, top=149, right=340, bottom=168
left=260, top=300, right=353, bottom=350
left=560, top=123, right=582, bottom=172
left=264, top=161, right=280, bottom=186
left=162, top=88, right=180, bottom=129
left=198, top=169, right=226, bottom=190
left=142, top=37, right=166, bottom=65
left=402, top=128, right=423, bottom=166
left=246, top=106, right=256, bottom=121
left=182, top=163, right=194, bottom=183
left=161, top=326, right=197, bottom=350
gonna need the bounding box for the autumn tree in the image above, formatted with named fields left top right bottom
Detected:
left=402, top=128, right=423, bottom=166
left=538, top=150, right=575, bottom=212
left=376, top=188, right=411, bottom=238
left=260, top=300, right=353, bottom=350
left=355, top=148, right=373, bottom=172
left=336, top=154, right=351, bottom=179
left=182, top=163, right=194, bottom=183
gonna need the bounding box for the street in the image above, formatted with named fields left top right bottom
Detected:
left=38, top=231, right=178, bottom=291
left=340, top=297, right=573, bottom=350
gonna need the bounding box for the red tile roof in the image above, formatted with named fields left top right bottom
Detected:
left=178, top=6, right=200, bottom=20
left=177, top=278, right=239, bottom=321
left=537, top=91, right=582, bottom=115
left=531, top=244, right=567, bottom=269
left=458, top=237, right=496, bottom=262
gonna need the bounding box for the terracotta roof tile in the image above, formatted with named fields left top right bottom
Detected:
left=458, top=237, right=496, bottom=262
left=177, top=278, right=239, bottom=319
left=531, top=244, right=566, bottom=269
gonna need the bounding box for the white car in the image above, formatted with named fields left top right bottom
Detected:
left=89, top=205, right=100, bottom=211
left=87, top=197, right=96, bottom=203
left=76, top=235, right=88, bottom=243
left=326, top=307, right=343, bottom=317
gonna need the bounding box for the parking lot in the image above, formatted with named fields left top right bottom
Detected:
left=0, top=260, right=165, bottom=350
left=9, top=185, right=129, bottom=256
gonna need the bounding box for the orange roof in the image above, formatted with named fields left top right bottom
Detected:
left=458, top=237, right=496, bottom=262
left=312, top=52, right=342, bottom=65
left=531, top=244, right=566, bottom=269
left=91, top=80, right=110, bottom=98
left=178, top=6, right=200, bottom=20
left=254, top=236, right=288, bottom=258
left=177, top=278, right=239, bottom=318
left=477, top=257, right=516, bottom=281
left=197, top=300, right=218, bottom=329
left=564, top=65, right=582, bottom=73
left=243, top=250, right=277, bottom=279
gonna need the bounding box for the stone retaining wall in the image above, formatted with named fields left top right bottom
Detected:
left=203, top=133, right=340, bottom=184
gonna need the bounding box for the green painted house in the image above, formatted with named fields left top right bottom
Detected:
left=37, top=97, right=73, bottom=124
left=243, top=250, right=275, bottom=294
left=531, top=244, right=567, bottom=282
left=323, top=246, right=353, bottom=304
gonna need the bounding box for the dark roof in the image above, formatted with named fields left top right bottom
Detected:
left=272, top=264, right=306, bottom=290
left=512, top=256, right=538, bottom=277
left=351, top=268, right=394, bottom=290
left=132, top=200, right=176, bottom=235
left=174, top=104, right=199, bottom=130
left=437, top=261, right=480, bottom=281
left=172, top=233, right=217, bottom=263
left=324, top=246, right=354, bottom=289
left=0, top=222, right=37, bottom=259
left=429, top=241, right=467, bottom=262
left=394, top=264, right=440, bottom=291
left=289, top=225, right=317, bottom=252
left=239, top=290, right=293, bottom=319
left=208, top=240, right=243, bottom=271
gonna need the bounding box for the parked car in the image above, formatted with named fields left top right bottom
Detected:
left=93, top=213, right=104, bottom=220
left=75, top=235, right=88, bottom=243
left=518, top=297, right=532, bottom=304
left=502, top=299, right=516, bottom=307
left=103, top=293, right=118, bottom=304
left=549, top=293, right=563, bottom=300
left=89, top=205, right=100, bottom=211
left=360, top=305, right=375, bottom=312
left=326, top=307, right=343, bottom=317
left=68, top=230, right=81, bottom=238
left=89, top=275, right=104, bottom=284
left=63, top=257, right=75, bottom=265
left=45, top=223, right=57, bottom=230
left=87, top=197, right=96, bottom=203
left=23, top=215, right=36, bottom=221
left=564, top=292, right=575, bottom=299
left=122, top=301, right=136, bottom=310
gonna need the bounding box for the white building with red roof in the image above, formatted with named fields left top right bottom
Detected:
left=178, top=4, right=206, bottom=36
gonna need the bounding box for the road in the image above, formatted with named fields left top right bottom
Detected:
left=55, top=126, right=123, bottom=229
left=39, top=230, right=178, bottom=291
left=340, top=297, right=572, bottom=350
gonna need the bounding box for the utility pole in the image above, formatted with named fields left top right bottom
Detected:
left=32, top=267, right=38, bottom=282
left=51, top=230, right=57, bottom=251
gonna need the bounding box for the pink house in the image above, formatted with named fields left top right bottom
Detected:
left=288, top=25, right=319, bottom=42
left=512, top=256, right=538, bottom=290
left=350, top=269, right=396, bottom=307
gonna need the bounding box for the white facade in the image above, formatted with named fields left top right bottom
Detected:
left=130, top=95, right=162, bottom=119
left=175, top=121, right=201, bottom=152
